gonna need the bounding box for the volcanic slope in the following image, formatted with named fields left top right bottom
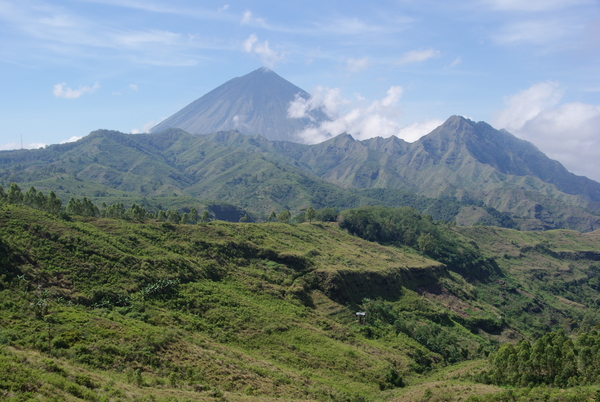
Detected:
left=150, top=67, right=329, bottom=142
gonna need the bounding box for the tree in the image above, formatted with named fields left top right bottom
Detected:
left=417, top=233, right=437, bottom=256
left=157, top=210, right=167, bottom=221
left=23, top=186, right=37, bottom=207
left=189, top=207, right=199, bottom=224
left=46, top=191, right=62, bottom=214
left=129, top=203, right=146, bottom=221
left=167, top=210, right=181, bottom=223
left=316, top=207, right=338, bottom=222
left=277, top=210, right=291, bottom=223
left=200, top=210, right=210, bottom=223
left=268, top=211, right=277, bottom=222
left=180, top=212, right=190, bottom=224
left=7, top=183, right=23, bottom=204
left=306, top=206, right=316, bottom=223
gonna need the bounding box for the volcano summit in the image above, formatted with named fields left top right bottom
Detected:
left=151, top=67, right=328, bottom=142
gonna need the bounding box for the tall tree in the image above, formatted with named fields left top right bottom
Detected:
left=277, top=210, right=291, bottom=223
left=306, top=206, right=316, bottom=223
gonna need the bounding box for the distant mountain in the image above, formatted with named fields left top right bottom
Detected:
left=293, top=116, right=600, bottom=230
left=2, top=116, right=600, bottom=230
left=150, top=67, right=329, bottom=142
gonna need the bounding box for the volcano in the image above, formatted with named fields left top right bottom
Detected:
left=150, top=67, right=328, bottom=142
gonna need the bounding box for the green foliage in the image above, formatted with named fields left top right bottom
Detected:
left=484, top=329, right=600, bottom=388
left=306, top=206, right=316, bottom=223
left=277, top=210, right=291, bottom=223
left=66, top=196, right=100, bottom=217
left=362, top=297, right=488, bottom=365
left=200, top=209, right=210, bottom=223
left=339, top=206, right=499, bottom=279
left=2, top=203, right=480, bottom=400
left=0, top=183, right=62, bottom=215
left=315, top=207, right=338, bottom=222
left=2, top=197, right=600, bottom=400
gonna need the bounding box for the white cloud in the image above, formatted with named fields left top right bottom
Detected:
left=396, top=119, right=445, bottom=142
left=346, top=57, right=370, bottom=73
left=287, top=86, right=443, bottom=144
left=242, top=34, right=257, bottom=53
left=0, top=142, right=46, bottom=151
left=448, top=56, right=462, bottom=68
left=53, top=82, right=100, bottom=99
left=0, top=1, right=224, bottom=67
left=60, top=136, right=82, bottom=144
left=310, top=17, right=407, bottom=36
left=484, top=0, right=591, bottom=12
left=288, top=86, right=349, bottom=120
left=241, top=34, right=285, bottom=68
left=493, top=81, right=563, bottom=132
left=218, top=4, right=229, bottom=12
left=241, top=10, right=266, bottom=27
left=493, top=19, right=573, bottom=46
left=396, top=48, right=440, bottom=65
left=494, top=82, right=600, bottom=182
left=131, top=119, right=160, bottom=134
left=129, top=84, right=138, bottom=91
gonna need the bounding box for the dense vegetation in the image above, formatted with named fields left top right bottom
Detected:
left=484, top=329, right=600, bottom=388
left=338, top=206, right=499, bottom=280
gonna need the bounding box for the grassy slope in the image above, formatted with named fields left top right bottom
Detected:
left=3, top=204, right=600, bottom=401
left=454, top=226, right=600, bottom=338
left=0, top=204, right=483, bottom=401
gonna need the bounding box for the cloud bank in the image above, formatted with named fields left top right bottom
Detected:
left=53, top=82, right=100, bottom=99
left=494, top=82, right=600, bottom=182
left=288, top=86, right=443, bottom=144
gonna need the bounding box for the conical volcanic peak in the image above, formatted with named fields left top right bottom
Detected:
left=151, top=68, right=328, bottom=142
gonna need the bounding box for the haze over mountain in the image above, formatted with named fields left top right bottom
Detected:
left=150, top=67, right=329, bottom=142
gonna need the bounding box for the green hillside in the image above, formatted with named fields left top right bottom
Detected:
left=3, top=192, right=600, bottom=400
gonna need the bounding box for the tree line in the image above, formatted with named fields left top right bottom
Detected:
left=483, top=329, right=600, bottom=388
left=0, top=183, right=335, bottom=225
left=338, top=206, right=499, bottom=279
left=0, top=183, right=211, bottom=224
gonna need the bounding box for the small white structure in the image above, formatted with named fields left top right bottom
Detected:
left=356, top=311, right=366, bottom=324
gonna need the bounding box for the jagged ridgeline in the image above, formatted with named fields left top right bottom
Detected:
left=3, top=186, right=600, bottom=400
left=2, top=115, right=600, bottom=231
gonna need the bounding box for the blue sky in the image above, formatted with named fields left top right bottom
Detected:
left=1, top=0, right=599, bottom=180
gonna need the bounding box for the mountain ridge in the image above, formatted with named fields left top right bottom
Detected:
left=2, top=116, right=600, bottom=231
